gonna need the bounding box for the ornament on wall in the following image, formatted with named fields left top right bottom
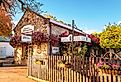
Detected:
left=60, top=31, right=69, bottom=37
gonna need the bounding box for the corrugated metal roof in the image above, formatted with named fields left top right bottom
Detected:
left=50, top=19, right=86, bottom=35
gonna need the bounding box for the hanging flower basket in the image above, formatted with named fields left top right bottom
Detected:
left=88, top=34, right=100, bottom=44
left=10, top=35, right=21, bottom=48
left=10, top=31, right=60, bottom=47
left=50, top=34, right=60, bottom=46
left=32, top=31, right=49, bottom=44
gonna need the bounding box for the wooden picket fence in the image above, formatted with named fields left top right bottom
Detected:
left=28, top=55, right=121, bottom=82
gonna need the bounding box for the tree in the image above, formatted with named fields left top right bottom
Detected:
left=99, top=24, right=121, bottom=59
left=100, top=24, right=121, bottom=49
left=0, top=8, right=12, bottom=36
left=0, top=0, right=44, bottom=15
left=0, top=0, right=43, bottom=36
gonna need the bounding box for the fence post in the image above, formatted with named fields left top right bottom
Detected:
left=27, top=46, right=30, bottom=76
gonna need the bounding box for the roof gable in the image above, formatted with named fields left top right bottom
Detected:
left=14, top=9, right=86, bottom=35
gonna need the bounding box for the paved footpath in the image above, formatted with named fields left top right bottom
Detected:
left=0, top=66, right=37, bottom=82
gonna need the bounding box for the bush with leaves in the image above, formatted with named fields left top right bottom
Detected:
left=10, top=35, right=21, bottom=48
left=32, top=31, right=49, bottom=44
left=88, top=34, right=100, bottom=44
left=50, top=34, right=60, bottom=46
left=100, top=24, right=121, bottom=48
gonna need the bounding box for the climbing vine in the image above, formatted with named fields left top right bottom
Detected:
left=10, top=31, right=59, bottom=47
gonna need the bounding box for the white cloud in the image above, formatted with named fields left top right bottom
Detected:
left=117, top=21, right=121, bottom=25
left=13, top=20, right=18, bottom=26
left=83, top=29, right=101, bottom=34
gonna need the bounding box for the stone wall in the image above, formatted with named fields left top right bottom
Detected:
left=14, top=47, right=22, bottom=65
left=14, top=10, right=50, bottom=65
left=33, top=43, right=48, bottom=57
left=15, top=9, right=49, bottom=35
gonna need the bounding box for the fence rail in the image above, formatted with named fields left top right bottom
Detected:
left=28, top=55, right=121, bottom=82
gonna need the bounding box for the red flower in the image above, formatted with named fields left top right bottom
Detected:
left=60, top=31, right=69, bottom=37
left=111, top=64, right=119, bottom=69
left=96, top=59, right=104, bottom=68
left=88, top=34, right=100, bottom=44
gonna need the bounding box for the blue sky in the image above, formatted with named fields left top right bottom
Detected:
left=14, top=0, right=121, bottom=34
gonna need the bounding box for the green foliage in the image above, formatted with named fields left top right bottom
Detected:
left=92, top=32, right=101, bottom=38
left=78, top=43, right=88, bottom=57
left=44, top=14, right=57, bottom=21
left=100, top=24, right=121, bottom=48
left=101, top=63, right=110, bottom=69
left=60, top=42, right=88, bottom=57
left=0, top=0, right=44, bottom=15
left=61, top=43, right=73, bottom=56
left=44, top=14, right=71, bottom=26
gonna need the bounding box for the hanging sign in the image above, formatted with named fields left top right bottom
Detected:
left=61, top=34, right=91, bottom=42
left=21, top=34, right=32, bottom=43
left=52, top=47, right=59, bottom=54
left=21, top=25, right=34, bottom=43
left=74, top=36, right=86, bottom=41
left=21, top=25, right=34, bottom=35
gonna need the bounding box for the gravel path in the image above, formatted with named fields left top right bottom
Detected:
left=0, top=66, right=37, bottom=82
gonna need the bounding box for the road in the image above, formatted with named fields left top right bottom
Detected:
left=0, top=66, right=37, bottom=82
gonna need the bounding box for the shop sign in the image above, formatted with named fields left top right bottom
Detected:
left=21, top=25, right=34, bottom=43
left=52, top=47, right=59, bottom=54
left=21, top=25, right=34, bottom=35
left=74, top=36, right=86, bottom=41
left=21, top=34, right=32, bottom=43
left=61, top=34, right=91, bottom=42
left=61, top=34, right=72, bottom=42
